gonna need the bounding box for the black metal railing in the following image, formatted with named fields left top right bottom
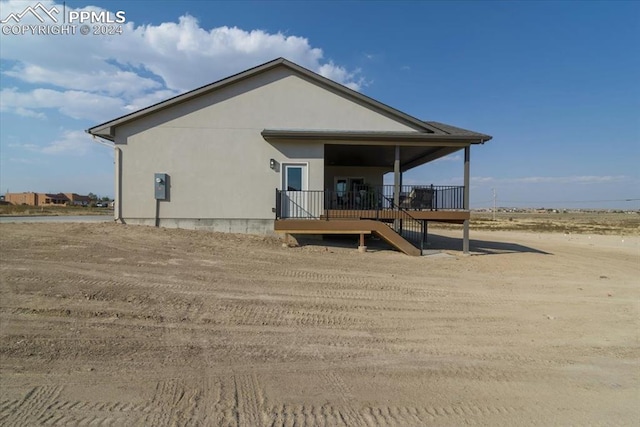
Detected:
left=377, top=185, right=465, bottom=211
left=276, top=189, right=328, bottom=219
left=276, top=188, right=435, bottom=254
left=381, top=194, right=426, bottom=254
left=275, top=185, right=465, bottom=220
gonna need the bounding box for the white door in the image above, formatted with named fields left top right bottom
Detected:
left=282, top=164, right=309, bottom=218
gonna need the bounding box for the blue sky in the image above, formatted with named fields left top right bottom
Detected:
left=1, top=0, right=638, bottom=209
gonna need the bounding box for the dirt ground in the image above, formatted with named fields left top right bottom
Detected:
left=0, top=222, right=638, bottom=426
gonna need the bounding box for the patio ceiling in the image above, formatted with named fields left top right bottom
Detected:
left=262, top=129, right=489, bottom=172
left=324, top=144, right=462, bottom=171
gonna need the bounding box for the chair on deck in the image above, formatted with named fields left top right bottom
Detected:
left=409, top=187, right=435, bottom=210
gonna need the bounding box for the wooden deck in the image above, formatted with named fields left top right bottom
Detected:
left=323, top=209, right=469, bottom=223
left=274, top=218, right=422, bottom=256
left=275, top=209, right=469, bottom=256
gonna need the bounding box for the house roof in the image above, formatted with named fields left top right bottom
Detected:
left=423, top=121, right=491, bottom=138
left=87, top=57, right=492, bottom=143
left=261, top=129, right=490, bottom=144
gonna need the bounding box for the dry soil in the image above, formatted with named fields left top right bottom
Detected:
left=0, top=222, right=638, bottom=426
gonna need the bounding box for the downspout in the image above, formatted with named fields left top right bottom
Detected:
left=89, top=133, right=123, bottom=223
left=114, top=146, right=123, bottom=223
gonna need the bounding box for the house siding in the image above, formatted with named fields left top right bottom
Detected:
left=115, top=67, right=418, bottom=232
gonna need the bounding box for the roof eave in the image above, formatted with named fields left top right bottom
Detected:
left=85, top=127, right=114, bottom=142
left=262, top=129, right=490, bottom=144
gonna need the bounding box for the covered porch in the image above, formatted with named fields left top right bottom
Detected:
left=264, top=128, right=489, bottom=255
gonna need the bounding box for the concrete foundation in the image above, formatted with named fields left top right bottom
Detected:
left=123, top=218, right=276, bottom=235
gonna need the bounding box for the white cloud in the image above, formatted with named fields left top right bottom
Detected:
left=8, top=130, right=96, bottom=155
left=41, top=130, right=95, bottom=155
left=123, top=89, right=180, bottom=112
left=4, top=64, right=162, bottom=96
left=14, top=107, right=46, bottom=119
left=472, top=175, right=630, bottom=185
left=317, top=62, right=364, bottom=91
left=0, top=1, right=364, bottom=124
left=1, top=87, right=126, bottom=121
left=107, top=17, right=363, bottom=92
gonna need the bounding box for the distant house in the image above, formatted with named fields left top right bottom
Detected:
left=4, top=192, right=91, bottom=207
left=88, top=58, right=491, bottom=255
left=64, top=193, right=91, bottom=206
left=4, top=192, right=38, bottom=206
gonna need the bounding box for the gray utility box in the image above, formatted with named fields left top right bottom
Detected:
left=154, top=173, right=168, bottom=200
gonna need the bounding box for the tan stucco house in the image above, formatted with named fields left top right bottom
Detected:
left=88, top=58, right=491, bottom=255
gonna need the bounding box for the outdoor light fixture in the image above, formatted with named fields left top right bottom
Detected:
left=270, top=158, right=276, bottom=170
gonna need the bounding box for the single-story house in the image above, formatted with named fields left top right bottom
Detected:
left=88, top=58, right=491, bottom=255
left=65, top=193, right=92, bottom=206
left=4, top=192, right=91, bottom=206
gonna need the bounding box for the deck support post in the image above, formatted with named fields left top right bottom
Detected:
left=358, top=233, right=367, bottom=253
left=463, top=146, right=470, bottom=254
left=423, top=220, right=428, bottom=245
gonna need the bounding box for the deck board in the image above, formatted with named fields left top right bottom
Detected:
left=323, top=209, right=468, bottom=223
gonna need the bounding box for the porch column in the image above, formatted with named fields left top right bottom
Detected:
left=463, top=146, right=470, bottom=254
left=394, top=145, right=400, bottom=207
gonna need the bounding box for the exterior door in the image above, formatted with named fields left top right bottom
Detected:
left=282, top=164, right=309, bottom=218
left=334, top=177, right=365, bottom=208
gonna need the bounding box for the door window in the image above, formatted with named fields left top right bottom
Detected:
left=286, top=166, right=303, bottom=191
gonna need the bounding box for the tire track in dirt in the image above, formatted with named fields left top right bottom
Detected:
left=0, top=385, right=63, bottom=426
left=219, top=302, right=365, bottom=329
left=320, top=371, right=368, bottom=426
left=265, top=403, right=350, bottom=427
left=359, top=403, right=530, bottom=426
left=261, top=402, right=531, bottom=426
left=200, top=375, right=237, bottom=426
left=148, top=379, right=200, bottom=426
left=31, top=393, right=157, bottom=425
left=273, top=269, right=524, bottom=304
left=0, top=399, right=20, bottom=424
left=3, top=267, right=220, bottom=296
left=234, top=373, right=264, bottom=427
left=275, top=269, right=397, bottom=288
left=147, top=376, right=245, bottom=425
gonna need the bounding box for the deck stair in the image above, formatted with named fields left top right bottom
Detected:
left=274, top=218, right=422, bottom=256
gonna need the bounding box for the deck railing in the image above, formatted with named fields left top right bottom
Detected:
left=377, top=185, right=465, bottom=211
left=276, top=188, right=427, bottom=254
left=275, top=185, right=464, bottom=219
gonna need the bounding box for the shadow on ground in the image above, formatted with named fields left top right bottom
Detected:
left=293, top=232, right=551, bottom=256
left=425, top=233, right=551, bottom=255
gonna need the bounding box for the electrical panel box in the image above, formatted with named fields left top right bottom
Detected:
left=154, top=173, right=168, bottom=200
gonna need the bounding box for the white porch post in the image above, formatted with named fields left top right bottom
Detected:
left=394, top=145, right=400, bottom=207
left=463, top=146, right=470, bottom=254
